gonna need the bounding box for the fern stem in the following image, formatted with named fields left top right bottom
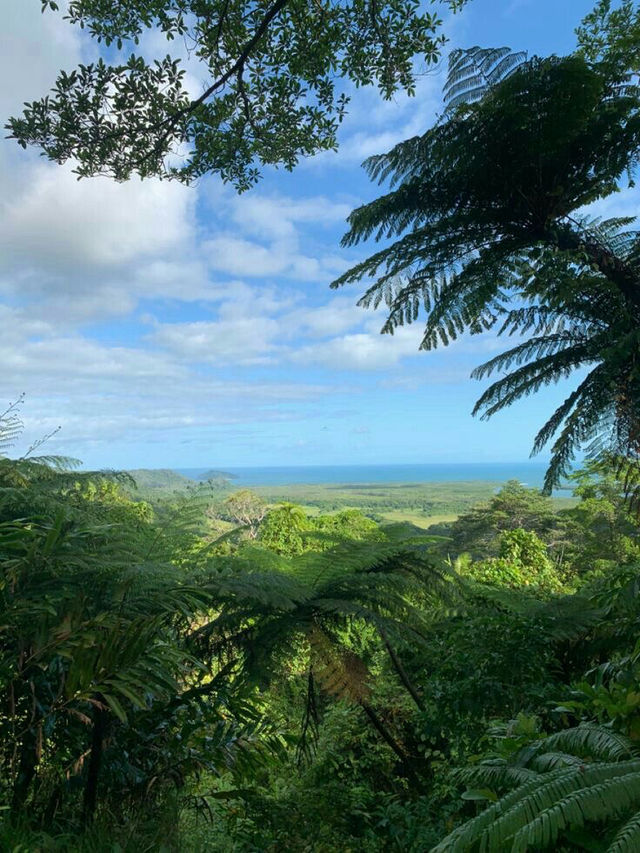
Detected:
left=83, top=695, right=107, bottom=824
left=379, top=628, right=425, bottom=712
left=360, top=702, right=407, bottom=763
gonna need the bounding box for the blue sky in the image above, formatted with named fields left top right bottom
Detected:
left=0, top=0, right=628, bottom=469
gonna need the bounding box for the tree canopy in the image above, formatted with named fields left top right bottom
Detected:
left=333, top=4, right=640, bottom=489
left=3, top=407, right=640, bottom=850
left=7, top=0, right=467, bottom=189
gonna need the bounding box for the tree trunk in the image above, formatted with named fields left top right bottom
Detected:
left=379, top=628, right=425, bottom=712
left=360, top=702, right=422, bottom=787
left=360, top=701, right=407, bottom=763
left=11, top=726, right=39, bottom=814
left=550, top=226, right=640, bottom=314
left=83, top=699, right=107, bottom=824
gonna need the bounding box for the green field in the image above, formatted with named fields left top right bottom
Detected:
left=242, top=481, right=577, bottom=522
left=126, top=470, right=577, bottom=525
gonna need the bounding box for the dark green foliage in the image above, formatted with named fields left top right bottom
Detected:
left=563, top=458, right=640, bottom=575
left=577, top=0, right=640, bottom=74
left=461, top=528, right=563, bottom=593
left=0, top=411, right=451, bottom=842
left=449, top=480, right=560, bottom=557
left=446, top=460, right=640, bottom=583
left=2, top=435, right=640, bottom=850
left=8, top=0, right=467, bottom=189
left=0, top=473, right=284, bottom=827
left=431, top=548, right=640, bottom=851
left=4, top=422, right=640, bottom=850
left=436, top=727, right=640, bottom=852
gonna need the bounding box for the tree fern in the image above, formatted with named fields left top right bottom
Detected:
left=433, top=725, right=640, bottom=852
left=444, top=46, right=527, bottom=111
left=190, top=540, right=454, bottom=766
left=0, top=452, right=295, bottom=820
left=609, top=809, right=640, bottom=853
left=334, top=44, right=640, bottom=487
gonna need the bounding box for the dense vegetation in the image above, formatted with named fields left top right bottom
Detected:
left=2, top=395, right=640, bottom=851
left=4, top=0, right=640, bottom=850
left=124, top=473, right=542, bottom=525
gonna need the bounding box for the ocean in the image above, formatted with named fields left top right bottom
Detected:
left=175, top=462, right=559, bottom=489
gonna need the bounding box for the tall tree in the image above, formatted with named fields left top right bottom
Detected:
left=7, top=0, right=467, bottom=189
left=333, top=5, right=640, bottom=489
left=224, top=489, right=267, bottom=538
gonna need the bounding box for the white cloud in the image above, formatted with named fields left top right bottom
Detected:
left=0, top=7, right=201, bottom=326
left=203, top=232, right=346, bottom=283
left=204, top=234, right=292, bottom=277
left=1, top=2, right=84, bottom=120
left=292, top=325, right=425, bottom=370
left=201, top=187, right=354, bottom=283
left=220, top=191, right=353, bottom=241
left=0, top=164, right=194, bottom=270
left=0, top=2, right=486, bottom=466
left=582, top=184, right=640, bottom=224
left=199, top=182, right=355, bottom=286
left=147, top=280, right=302, bottom=365
left=0, top=322, right=355, bottom=459
left=131, top=260, right=223, bottom=302
left=151, top=317, right=283, bottom=365
left=284, top=295, right=369, bottom=338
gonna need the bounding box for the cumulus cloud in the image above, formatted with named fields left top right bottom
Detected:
left=201, top=187, right=353, bottom=282
left=292, top=325, right=425, bottom=370
left=151, top=317, right=283, bottom=365
left=0, top=323, right=353, bottom=461
left=223, top=191, right=352, bottom=241
left=0, top=163, right=194, bottom=275
left=285, top=296, right=368, bottom=339
left=0, top=3, right=491, bottom=465
left=1, top=2, right=84, bottom=121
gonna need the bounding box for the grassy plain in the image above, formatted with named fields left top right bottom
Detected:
left=247, top=481, right=576, bottom=523
left=126, top=470, right=577, bottom=526
left=246, top=480, right=500, bottom=522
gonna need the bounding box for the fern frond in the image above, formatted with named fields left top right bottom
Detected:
left=444, top=47, right=527, bottom=111
left=434, top=760, right=640, bottom=852
left=510, top=771, right=640, bottom=852
left=453, top=761, right=540, bottom=790
left=334, top=48, right=640, bottom=493
left=472, top=344, right=594, bottom=421
left=471, top=333, right=589, bottom=381
left=309, top=626, right=371, bottom=703
left=542, top=723, right=637, bottom=763
left=609, top=810, right=640, bottom=853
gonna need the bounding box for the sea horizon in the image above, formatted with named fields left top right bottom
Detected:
left=173, top=461, right=565, bottom=489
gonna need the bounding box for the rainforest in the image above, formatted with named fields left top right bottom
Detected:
left=3, top=0, right=640, bottom=850
left=3, top=437, right=640, bottom=851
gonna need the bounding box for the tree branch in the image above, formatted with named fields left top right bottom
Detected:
left=144, top=0, right=291, bottom=161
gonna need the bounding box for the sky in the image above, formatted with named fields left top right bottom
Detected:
left=0, top=0, right=630, bottom=469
